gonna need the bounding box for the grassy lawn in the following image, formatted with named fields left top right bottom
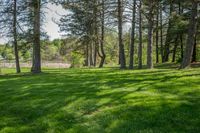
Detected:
left=0, top=66, right=200, bottom=133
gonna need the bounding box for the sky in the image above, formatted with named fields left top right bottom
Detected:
left=44, top=3, right=66, bottom=40
left=0, top=3, right=132, bottom=44
left=0, top=3, right=66, bottom=44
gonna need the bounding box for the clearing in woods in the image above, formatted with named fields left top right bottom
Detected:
left=0, top=65, right=200, bottom=133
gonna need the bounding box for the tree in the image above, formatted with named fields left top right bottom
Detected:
left=146, top=0, right=155, bottom=69
left=57, top=0, right=98, bottom=67
left=155, top=1, right=159, bottom=64
left=13, top=0, right=21, bottom=73
left=129, top=0, right=136, bottom=69
left=180, top=0, right=198, bottom=69
left=160, top=1, right=164, bottom=63
left=163, top=0, right=175, bottom=62
left=117, top=0, right=126, bottom=69
left=31, top=0, right=42, bottom=73
left=0, top=0, right=21, bottom=73
left=99, top=0, right=106, bottom=68
left=192, top=35, right=197, bottom=62
left=138, top=0, right=143, bottom=69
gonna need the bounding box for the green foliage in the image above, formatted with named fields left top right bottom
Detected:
left=0, top=65, right=200, bottom=132
left=42, top=44, right=59, bottom=61
left=70, top=51, right=84, bottom=68
left=104, top=32, right=118, bottom=65
left=23, top=51, right=31, bottom=61
left=1, top=47, right=14, bottom=60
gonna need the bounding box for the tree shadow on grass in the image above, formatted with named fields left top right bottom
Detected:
left=0, top=68, right=200, bottom=132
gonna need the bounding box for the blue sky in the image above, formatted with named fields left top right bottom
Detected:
left=0, top=3, right=66, bottom=44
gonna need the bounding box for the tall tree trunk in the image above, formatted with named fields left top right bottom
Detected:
left=163, top=0, right=174, bottom=62
left=138, top=0, right=143, bottom=69
left=93, top=0, right=98, bottom=67
left=85, top=44, right=89, bottom=66
left=192, top=35, right=197, bottom=62
left=180, top=0, right=198, bottom=69
left=118, top=0, right=126, bottom=69
left=155, top=3, right=159, bottom=64
left=31, top=0, right=41, bottom=73
left=99, top=0, right=106, bottom=68
left=129, top=0, right=136, bottom=69
left=180, top=35, right=184, bottom=59
left=147, top=0, right=154, bottom=69
left=89, top=43, right=93, bottom=67
left=93, top=43, right=97, bottom=67
left=13, top=0, right=21, bottom=73
left=160, top=2, right=164, bottom=63
left=178, top=2, right=184, bottom=61
left=99, top=33, right=106, bottom=68
left=172, top=36, right=179, bottom=62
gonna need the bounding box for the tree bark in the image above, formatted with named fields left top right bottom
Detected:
left=93, top=0, right=98, bottom=67
left=192, top=35, right=197, bottom=62
left=85, top=44, right=89, bottom=66
left=180, top=0, right=198, bottom=69
left=160, top=2, right=164, bottom=63
left=31, top=0, right=41, bottom=73
left=180, top=35, right=184, bottom=59
left=147, top=0, right=154, bottom=69
left=155, top=3, right=159, bottom=64
left=129, top=0, right=136, bottom=69
left=138, top=0, right=143, bottom=69
left=93, top=43, right=97, bottom=67
left=13, top=0, right=21, bottom=73
left=99, top=32, right=106, bottom=68
left=99, top=0, right=106, bottom=68
left=172, top=36, right=179, bottom=62
left=89, top=43, right=93, bottom=66
left=178, top=2, right=184, bottom=61
left=118, top=0, right=126, bottom=69
left=163, top=0, right=174, bottom=62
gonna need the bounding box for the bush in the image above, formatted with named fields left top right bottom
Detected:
left=70, top=52, right=84, bottom=68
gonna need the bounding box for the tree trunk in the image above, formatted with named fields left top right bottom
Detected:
left=13, top=0, right=21, bottom=73
left=180, top=0, right=198, bottom=69
left=178, top=2, right=184, bottom=61
left=93, top=43, right=97, bottom=67
left=138, top=0, right=143, bottom=69
left=129, top=0, right=136, bottom=69
left=163, top=1, right=174, bottom=62
left=172, top=36, right=179, bottom=62
left=89, top=43, right=93, bottom=67
left=31, top=0, right=41, bottom=73
left=155, top=3, right=159, bottom=64
left=160, top=2, right=164, bottom=63
left=192, top=35, right=197, bottom=62
left=93, top=0, right=98, bottom=67
left=85, top=44, right=89, bottom=66
left=99, top=0, right=106, bottom=68
left=118, top=0, right=126, bottom=69
left=180, top=35, right=184, bottom=59
left=99, top=35, right=106, bottom=68
left=147, top=0, right=154, bottom=69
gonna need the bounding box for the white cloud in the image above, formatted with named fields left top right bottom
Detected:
left=44, top=3, right=66, bottom=40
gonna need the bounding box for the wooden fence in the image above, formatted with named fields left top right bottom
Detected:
left=0, top=60, right=71, bottom=69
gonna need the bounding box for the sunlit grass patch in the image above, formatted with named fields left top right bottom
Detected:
left=0, top=66, right=200, bottom=132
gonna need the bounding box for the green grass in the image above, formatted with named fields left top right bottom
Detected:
left=0, top=66, right=200, bottom=133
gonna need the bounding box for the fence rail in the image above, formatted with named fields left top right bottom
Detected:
left=0, top=60, right=71, bottom=68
